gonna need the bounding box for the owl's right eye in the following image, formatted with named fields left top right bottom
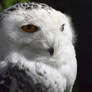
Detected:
left=61, top=24, right=65, bottom=32
left=21, top=24, right=38, bottom=33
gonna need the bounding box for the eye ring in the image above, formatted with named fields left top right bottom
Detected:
left=21, top=24, right=39, bottom=33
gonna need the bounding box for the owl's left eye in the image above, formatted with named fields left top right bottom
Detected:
left=21, top=24, right=38, bottom=33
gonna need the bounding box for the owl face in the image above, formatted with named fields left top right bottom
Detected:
left=1, top=2, right=73, bottom=57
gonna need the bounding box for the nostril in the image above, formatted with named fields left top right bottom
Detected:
left=48, top=47, right=54, bottom=56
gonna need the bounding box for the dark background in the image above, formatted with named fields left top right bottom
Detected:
left=0, top=0, right=92, bottom=92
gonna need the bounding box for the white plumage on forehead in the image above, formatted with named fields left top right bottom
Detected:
left=0, top=2, right=77, bottom=92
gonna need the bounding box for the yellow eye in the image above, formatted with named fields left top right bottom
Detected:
left=21, top=24, right=38, bottom=33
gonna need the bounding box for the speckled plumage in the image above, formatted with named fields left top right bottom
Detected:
left=0, top=2, right=77, bottom=92
left=0, top=2, right=51, bottom=15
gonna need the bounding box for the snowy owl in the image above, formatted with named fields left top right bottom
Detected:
left=0, top=2, right=77, bottom=92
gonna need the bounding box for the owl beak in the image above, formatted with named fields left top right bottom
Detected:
left=48, top=47, right=54, bottom=56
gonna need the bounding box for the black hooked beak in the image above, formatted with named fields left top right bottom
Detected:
left=48, top=47, right=54, bottom=56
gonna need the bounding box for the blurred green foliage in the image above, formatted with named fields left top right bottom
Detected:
left=0, top=0, right=31, bottom=11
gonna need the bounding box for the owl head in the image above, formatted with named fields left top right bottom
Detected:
left=0, top=2, right=74, bottom=59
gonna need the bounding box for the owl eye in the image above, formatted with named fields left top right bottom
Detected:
left=61, top=24, right=65, bottom=32
left=21, top=24, right=38, bottom=33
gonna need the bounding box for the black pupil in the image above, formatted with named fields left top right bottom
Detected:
left=27, top=25, right=32, bottom=29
